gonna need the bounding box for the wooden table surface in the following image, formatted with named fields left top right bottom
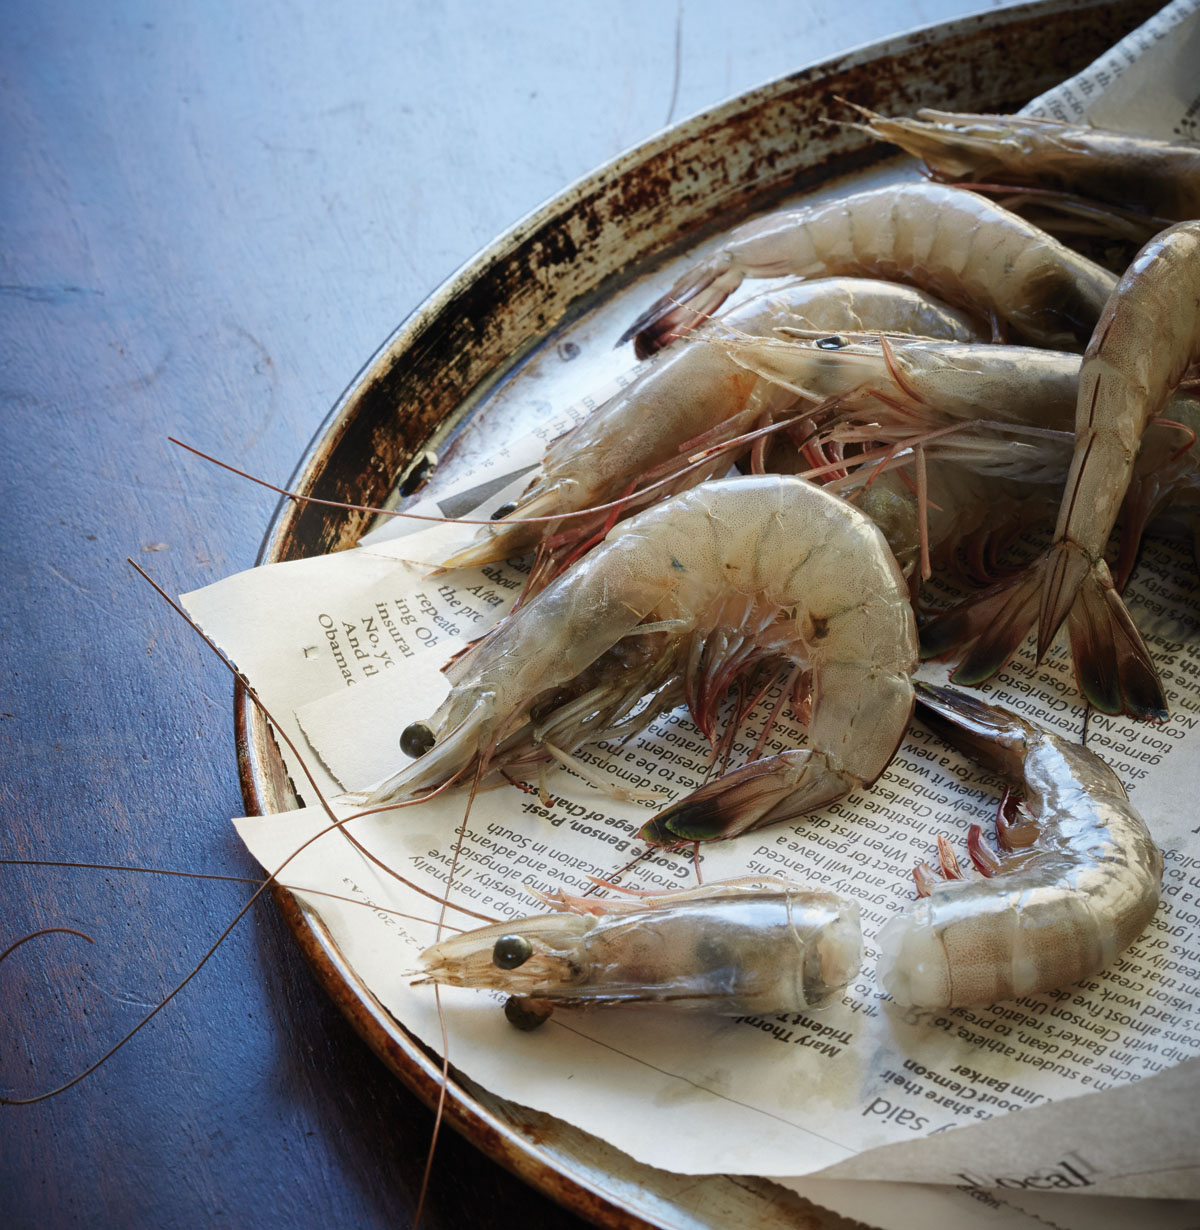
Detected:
left=0, top=1, right=1088, bottom=1224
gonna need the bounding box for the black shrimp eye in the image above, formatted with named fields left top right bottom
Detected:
left=816, top=334, right=848, bottom=350
left=492, top=934, right=534, bottom=970
left=400, top=721, right=435, bottom=759
left=491, top=501, right=517, bottom=520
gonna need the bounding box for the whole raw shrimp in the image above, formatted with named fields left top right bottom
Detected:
left=620, top=183, right=1117, bottom=357
left=857, top=108, right=1200, bottom=230
left=878, top=683, right=1162, bottom=1009
left=372, top=474, right=918, bottom=845
left=415, top=877, right=862, bottom=1028
left=444, top=277, right=983, bottom=576
left=921, top=221, right=1200, bottom=720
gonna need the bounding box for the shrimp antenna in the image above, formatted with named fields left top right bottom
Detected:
left=0, top=558, right=498, bottom=1106
left=0, top=858, right=470, bottom=933
left=169, top=434, right=766, bottom=536
left=414, top=751, right=489, bottom=1227
left=127, top=557, right=495, bottom=920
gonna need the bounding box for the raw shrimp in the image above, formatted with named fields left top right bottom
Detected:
left=877, top=683, right=1162, bottom=1009
left=415, top=877, right=862, bottom=1027
left=722, top=331, right=1080, bottom=441
left=620, top=183, right=1116, bottom=357
left=857, top=108, right=1200, bottom=226
left=443, top=278, right=983, bottom=575
left=372, top=474, right=918, bottom=845
left=724, top=331, right=1200, bottom=465
left=921, top=222, right=1200, bottom=720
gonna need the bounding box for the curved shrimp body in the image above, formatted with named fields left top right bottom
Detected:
left=415, top=878, right=862, bottom=1022
left=878, top=684, right=1162, bottom=1009
left=858, top=109, right=1200, bottom=223
left=620, top=183, right=1116, bottom=357
left=442, top=278, right=983, bottom=572
left=1042, top=222, right=1200, bottom=640
left=377, top=475, right=918, bottom=845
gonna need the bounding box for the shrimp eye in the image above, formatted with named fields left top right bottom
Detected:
left=816, top=334, right=848, bottom=350
left=491, top=502, right=517, bottom=520
left=492, top=934, right=534, bottom=970
left=400, top=721, right=436, bottom=759
left=504, top=996, right=553, bottom=1031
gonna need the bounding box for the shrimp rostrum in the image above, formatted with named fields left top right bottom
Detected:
left=878, top=684, right=1162, bottom=1009
left=376, top=474, right=918, bottom=845
left=416, top=878, right=863, bottom=1028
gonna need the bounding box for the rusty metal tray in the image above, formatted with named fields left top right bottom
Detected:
left=236, top=1, right=1159, bottom=1225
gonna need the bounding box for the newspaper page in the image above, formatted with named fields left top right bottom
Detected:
left=189, top=439, right=1200, bottom=1194
left=184, top=2, right=1200, bottom=1221
left=1023, top=0, right=1200, bottom=135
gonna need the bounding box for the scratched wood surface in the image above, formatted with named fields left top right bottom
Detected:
left=0, top=1, right=1074, bottom=1225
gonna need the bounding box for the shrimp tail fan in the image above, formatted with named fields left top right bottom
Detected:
left=617, top=256, right=743, bottom=359
left=912, top=681, right=1032, bottom=776
left=640, top=749, right=851, bottom=845
left=919, top=562, right=1044, bottom=686
left=922, top=547, right=1168, bottom=721
left=1052, top=549, right=1169, bottom=721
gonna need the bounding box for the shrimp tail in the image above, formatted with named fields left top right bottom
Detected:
left=921, top=548, right=1167, bottom=719
left=1057, top=552, right=1168, bottom=721
left=639, top=750, right=853, bottom=844
left=617, top=255, right=743, bottom=358
left=913, top=681, right=1032, bottom=774
left=918, top=562, right=1043, bottom=685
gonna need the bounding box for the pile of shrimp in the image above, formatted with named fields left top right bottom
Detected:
left=397, top=110, right=1200, bottom=1022
left=5, top=114, right=1192, bottom=1185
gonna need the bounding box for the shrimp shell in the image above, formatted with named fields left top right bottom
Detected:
left=443, top=278, right=982, bottom=572
left=858, top=109, right=1200, bottom=222
left=620, top=183, right=1116, bottom=357
left=877, top=684, right=1162, bottom=1010
left=371, top=474, right=918, bottom=845
left=415, top=877, right=862, bottom=1019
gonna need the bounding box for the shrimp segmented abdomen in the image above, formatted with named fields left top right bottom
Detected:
left=877, top=684, right=1162, bottom=1009
left=622, top=183, right=1116, bottom=355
